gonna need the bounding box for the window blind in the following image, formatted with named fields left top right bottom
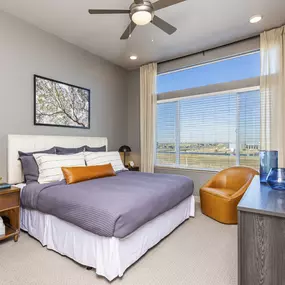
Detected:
left=179, top=93, right=237, bottom=170
left=238, top=90, right=260, bottom=168
left=156, top=102, right=178, bottom=165
left=156, top=90, right=260, bottom=170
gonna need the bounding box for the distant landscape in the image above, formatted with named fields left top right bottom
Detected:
left=156, top=142, right=259, bottom=170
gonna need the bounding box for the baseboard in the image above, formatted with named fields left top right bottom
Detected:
left=194, top=195, right=200, bottom=203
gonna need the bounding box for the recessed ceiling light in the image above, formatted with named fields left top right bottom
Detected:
left=130, top=55, right=138, bottom=60
left=249, top=15, right=263, bottom=24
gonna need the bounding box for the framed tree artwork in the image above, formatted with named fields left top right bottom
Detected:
left=34, top=75, right=90, bottom=129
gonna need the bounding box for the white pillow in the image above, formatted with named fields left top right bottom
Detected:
left=84, top=151, right=127, bottom=172
left=33, top=152, right=85, bottom=184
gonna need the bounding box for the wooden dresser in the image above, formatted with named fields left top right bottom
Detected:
left=238, top=176, right=285, bottom=285
left=0, top=187, right=20, bottom=242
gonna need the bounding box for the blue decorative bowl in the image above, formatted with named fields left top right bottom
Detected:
left=266, top=168, right=285, bottom=191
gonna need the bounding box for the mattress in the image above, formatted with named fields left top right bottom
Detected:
left=21, top=171, right=194, bottom=238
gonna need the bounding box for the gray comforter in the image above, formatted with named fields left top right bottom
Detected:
left=21, top=171, right=194, bottom=238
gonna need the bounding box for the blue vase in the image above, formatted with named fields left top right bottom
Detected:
left=266, top=168, right=285, bottom=190
left=260, top=150, right=278, bottom=182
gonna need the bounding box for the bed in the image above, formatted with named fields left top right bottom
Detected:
left=8, top=134, right=195, bottom=281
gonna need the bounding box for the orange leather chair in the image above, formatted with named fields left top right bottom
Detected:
left=200, top=166, right=258, bottom=224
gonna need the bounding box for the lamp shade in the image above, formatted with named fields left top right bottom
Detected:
left=119, top=145, right=131, bottom=153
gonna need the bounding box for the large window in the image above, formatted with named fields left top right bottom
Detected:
left=156, top=52, right=260, bottom=170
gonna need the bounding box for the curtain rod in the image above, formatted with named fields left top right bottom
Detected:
left=158, top=34, right=260, bottom=65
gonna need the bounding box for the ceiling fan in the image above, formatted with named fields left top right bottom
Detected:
left=88, top=0, right=186, bottom=40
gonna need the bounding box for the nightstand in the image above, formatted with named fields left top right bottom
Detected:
left=0, top=187, right=20, bottom=242
left=128, top=166, right=140, bottom=172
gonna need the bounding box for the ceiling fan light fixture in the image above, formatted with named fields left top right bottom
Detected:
left=132, top=11, right=152, bottom=25
left=88, top=0, right=183, bottom=39
left=130, top=55, right=138, bottom=60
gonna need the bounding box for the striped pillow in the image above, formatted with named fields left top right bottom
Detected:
left=84, top=151, right=127, bottom=172
left=33, top=152, right=85, bottom=184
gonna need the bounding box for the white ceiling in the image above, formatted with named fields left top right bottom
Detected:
left=1, top=0, right=285, bottom=70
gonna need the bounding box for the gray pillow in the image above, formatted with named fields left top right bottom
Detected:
left=18, top=147, right=56, bottom=184
left=55, top=146, right=85, bottom=154
left=85, top=145, right=106, bottom=152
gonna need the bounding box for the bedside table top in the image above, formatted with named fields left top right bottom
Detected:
left=0, top=186, right=20, bottom=196
left=128, top=166, right=140, bottom=171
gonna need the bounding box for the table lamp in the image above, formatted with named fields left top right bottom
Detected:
left=118, top=145, right=131, bottom=166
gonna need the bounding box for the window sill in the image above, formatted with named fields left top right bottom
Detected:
left=154, top=164, right=219, bottom=173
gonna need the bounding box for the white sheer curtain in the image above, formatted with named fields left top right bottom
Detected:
left=260, top=26, right=285, bottom=166
left=140, top=63, right=157, bottom=173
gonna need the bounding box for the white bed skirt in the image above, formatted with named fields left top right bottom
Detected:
left=21, top=195, right=195, bottom=281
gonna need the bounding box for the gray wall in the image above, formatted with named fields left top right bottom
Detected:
left=126, top=68, right=217, bottom=195
left=0, top=12, right=128, bottom=180
left=127, top=69, right=141, bottom=166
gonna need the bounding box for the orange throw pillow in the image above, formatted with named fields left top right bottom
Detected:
left=61, top=164, right=116, bottom=184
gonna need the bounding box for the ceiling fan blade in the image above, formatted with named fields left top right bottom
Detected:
left=152, top=0, right=186, bottom=11
left=120, top=21, right=137, bottom=40
left=151, top=15, right=177, bottom=35
left=88, top=9, right=130, bottom=14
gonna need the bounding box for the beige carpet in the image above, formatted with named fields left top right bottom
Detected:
left=0, top=203, right=237, bottom=285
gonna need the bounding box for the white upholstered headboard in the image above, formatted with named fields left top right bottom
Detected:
left=8, top=134, right=108, bottom=184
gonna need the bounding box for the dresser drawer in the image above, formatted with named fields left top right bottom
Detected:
left=0, top=192, right=20, bottom=211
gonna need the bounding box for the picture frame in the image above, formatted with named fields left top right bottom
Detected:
left=34, top=75, right=90, bottom=129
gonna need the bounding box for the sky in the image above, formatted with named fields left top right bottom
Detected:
left=156, top=52, right=261, bottom=145
left=157, top=52, right=260, bottom=93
